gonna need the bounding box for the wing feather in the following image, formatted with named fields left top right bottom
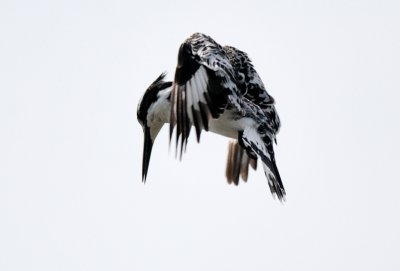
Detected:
left=168, top=33, right=285, bottom=199
left=170, top=33, right=240, bottom=151
left=239, top=127, right=285, bottom=201
left=223, top=46, right=280, bottom=134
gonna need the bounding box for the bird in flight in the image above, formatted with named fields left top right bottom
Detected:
left=137, top=33, right=285, bottom=200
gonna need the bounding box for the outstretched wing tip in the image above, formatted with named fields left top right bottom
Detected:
left=239, top=127, right=285, bottom=201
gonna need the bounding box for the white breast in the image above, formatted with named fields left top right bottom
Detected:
left=209, top=110, right=255, bottom=139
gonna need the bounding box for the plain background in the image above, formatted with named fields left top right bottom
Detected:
left=1, top=0, right=400, bottom=270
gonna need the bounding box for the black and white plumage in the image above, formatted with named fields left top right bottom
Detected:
left=137, top=33, right=285, bottom=200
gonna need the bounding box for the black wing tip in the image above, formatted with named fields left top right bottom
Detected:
left=169, top=84, right=192, bottom=159
left=272, top=163, right=286, bottom=202
left=267, top=172, right=286, bottom=202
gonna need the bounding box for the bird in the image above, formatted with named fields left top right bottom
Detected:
left=137, top=33, right=285, bottom=200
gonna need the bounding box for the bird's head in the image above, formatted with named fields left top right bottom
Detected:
left=137, top=73, right=172, bottom=182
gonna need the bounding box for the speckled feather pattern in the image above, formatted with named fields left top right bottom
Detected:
left=167, top=32, right=285, bottom=200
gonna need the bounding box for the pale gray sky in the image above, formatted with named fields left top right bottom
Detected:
left=1, top=0, right=400, bottom=270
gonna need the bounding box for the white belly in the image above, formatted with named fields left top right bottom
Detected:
left=208, top=110, right=255, bottom=139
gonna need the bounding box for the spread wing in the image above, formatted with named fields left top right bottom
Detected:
left=169, top=33, right=242, bottom=156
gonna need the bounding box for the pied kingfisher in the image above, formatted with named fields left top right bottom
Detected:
left=137, top=33, right=285, bottom=200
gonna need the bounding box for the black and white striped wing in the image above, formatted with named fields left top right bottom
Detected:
left=239, top=127, right=285, bottom=201
left=224, top=46, right=280, bottom=135
left=170, top=33, right=241, bottom=154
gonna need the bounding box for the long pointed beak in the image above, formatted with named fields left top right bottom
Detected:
left=142, top=126, right=153, bottom=182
